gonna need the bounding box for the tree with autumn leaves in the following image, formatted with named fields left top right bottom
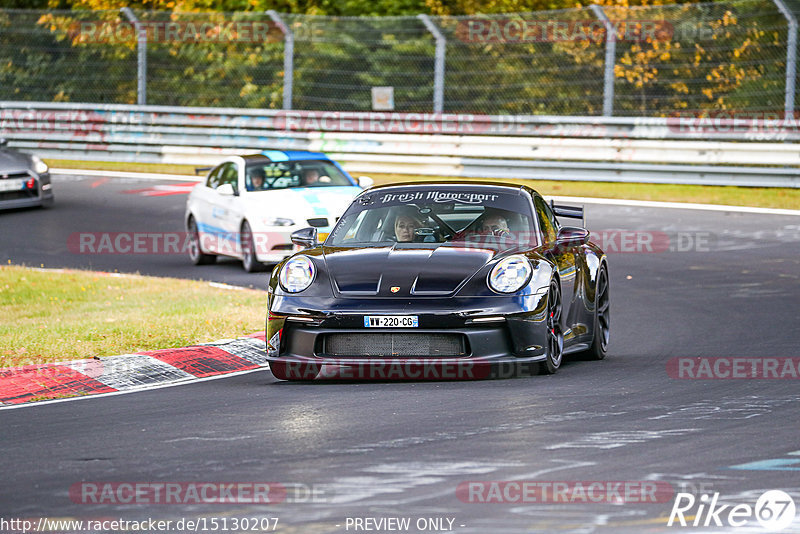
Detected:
left=0, top=0, right=794, bottom=115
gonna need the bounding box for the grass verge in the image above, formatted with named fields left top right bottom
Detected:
left=0, top=265, right=266, bottom=368
left=46, top=158, right=800, bottom=210
left=47, top=159, right=199, bottom=176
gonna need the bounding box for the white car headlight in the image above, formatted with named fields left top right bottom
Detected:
left=488, top=255, right=532, bottom=294
left=31, top=156, right=48, bottom=174
left=264, top=217, right=295, bottom=227
left=279, top=255, right=315, bottom=293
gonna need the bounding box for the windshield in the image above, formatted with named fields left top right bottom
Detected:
left=328, top=187, right=537, bottom=249
left=244, top=159, right=352, bottom=192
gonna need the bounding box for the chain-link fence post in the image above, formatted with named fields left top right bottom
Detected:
left=418, top=14, right=445, bottom=113
left=267, top=10, right=294, bottom=110
left=590, top=5, right=616, bottom=117
left=771, top=0, right=797, bottom=119
left=120, top=7, right=146, bottom=105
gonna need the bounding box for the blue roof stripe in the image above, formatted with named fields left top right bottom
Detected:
left=282, top=150, right=328, bottom=160
left=261, top=150, right=290, bottom=161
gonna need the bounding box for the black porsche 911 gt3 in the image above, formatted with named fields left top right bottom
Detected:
left=266, top=181, right=609, bottom=381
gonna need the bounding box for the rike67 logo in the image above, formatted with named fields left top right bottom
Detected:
left=668, top=490, right=796, bottom=531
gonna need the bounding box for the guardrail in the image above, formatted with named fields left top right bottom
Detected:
left=1, top=102, right=798, bottom=188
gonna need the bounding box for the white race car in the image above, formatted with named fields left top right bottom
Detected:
left=185, top=151, right=372, bottom=272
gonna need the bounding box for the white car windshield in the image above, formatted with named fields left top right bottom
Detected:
left=245, top=160, right=352, bottom=192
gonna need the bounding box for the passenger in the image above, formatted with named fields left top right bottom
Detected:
left=302, top=168, right=320, bottom=186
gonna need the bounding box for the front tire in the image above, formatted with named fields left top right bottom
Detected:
left=580, top=264, right=610, bottom=360
left=188, top=217, right=216, bottom=265
left=241, top=221, right=266, bottom=273
left=540, top=280, right=564, bottom=375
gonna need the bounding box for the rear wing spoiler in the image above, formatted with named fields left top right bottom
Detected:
left=550, top=200, right=585, bottom=226
left=194, top=166, right=212, bottom=175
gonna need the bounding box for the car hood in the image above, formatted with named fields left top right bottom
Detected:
left=0, top=149, right=32, bottom=173
left=245, top=186, right=360, bottom=228
left=321, top=244, right=498, bottom=296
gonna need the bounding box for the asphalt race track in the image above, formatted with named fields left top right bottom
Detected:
left=1, top=174, right=800, bottom=533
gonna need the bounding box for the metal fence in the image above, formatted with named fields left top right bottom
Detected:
left=0, top=1, right=797, bottom=117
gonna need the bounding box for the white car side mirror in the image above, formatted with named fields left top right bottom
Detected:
left=358, top=176, right=374, bottom=188
left=216, top=183, right=236, bottom=196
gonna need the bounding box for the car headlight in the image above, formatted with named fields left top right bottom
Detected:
left=488, top=255, right=532, bottom=294
left=279, top=255, right=315, bottom=293
left=31, top=156, right=48, bottom=174
left=264, top=217, right=295, bottom=227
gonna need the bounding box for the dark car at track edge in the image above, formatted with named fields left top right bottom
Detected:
left=0, top=138, right=53, bottom=211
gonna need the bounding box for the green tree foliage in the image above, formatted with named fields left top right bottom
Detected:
left=0, top=0, right=793, bottom=115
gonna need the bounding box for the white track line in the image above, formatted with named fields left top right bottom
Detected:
left=52, top=168, right=200, bottom=182
left=547, top=195, right=800, bottom=216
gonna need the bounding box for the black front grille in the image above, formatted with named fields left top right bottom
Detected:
left=322, top=333, right=467, bottom=357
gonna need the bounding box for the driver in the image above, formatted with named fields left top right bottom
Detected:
left=392, top=207, right=423, bottom=242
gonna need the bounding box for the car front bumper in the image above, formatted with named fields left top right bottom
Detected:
left=266, top=294, right=549, bottom=380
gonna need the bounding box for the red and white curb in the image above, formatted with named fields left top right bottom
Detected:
left=0, top=332, right=267, bottom=408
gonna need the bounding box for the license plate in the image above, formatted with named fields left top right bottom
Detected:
left=364, top=315, right=418, bottom=328
left=0, top=179, right=24, bottom=192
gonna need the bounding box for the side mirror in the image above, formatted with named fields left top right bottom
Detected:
left=0, top=138, right=8, bottom=147
left=216, top=183, right=236, bottom=196
left=357, top=176, right=374, bottom=188
left=291, top=227, right=318, bottom=249
left=556, top=226, right=589, bottom=247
